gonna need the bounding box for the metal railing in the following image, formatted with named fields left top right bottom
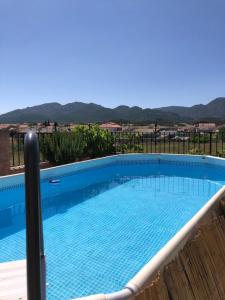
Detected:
left=113, top=131, right=225, bottom=156
left=10, top=132, right=50, bottom=167
left=24, top=131, right=46, bottom=300
left=9, top=131, right=225, bottom=167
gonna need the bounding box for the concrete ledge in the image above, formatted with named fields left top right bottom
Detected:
left=0, top=259, right=26, bottom=300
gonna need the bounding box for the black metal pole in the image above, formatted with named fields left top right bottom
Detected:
left=216, top=132, right=218, bottom=154
left=18, top=133, right=21, bottom=166
left=11, top=134, right=15, bottom=167
left=222, top=132, right=224, bottom=153
left=164, top=132, right=166, bottom=153
left=24, top=131, right=46, bottom=300
left=209, top=132, right=212, bottom=155
left=168, top=133, right=170, bottom=153
left=150, top=133, right=152, bottom=153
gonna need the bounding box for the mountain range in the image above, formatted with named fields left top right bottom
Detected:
left=0, top=97, right=225, bottom=124
left=158, top=97, right=225, bottom=121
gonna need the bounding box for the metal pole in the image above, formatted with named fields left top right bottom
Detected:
left=168, top=133, right=170, bottom=153
left=209, top=132, right=212, bottom=155
left=11, top=134, right=15, bottom=167
left=24, top=131, right=46, bottom=300
left=18, top=133, right=20, bottom=166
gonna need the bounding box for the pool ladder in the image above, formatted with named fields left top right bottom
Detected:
left=24, top=131, right=46, bottom=300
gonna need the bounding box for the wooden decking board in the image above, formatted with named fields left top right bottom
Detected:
left=0, top=259, right=27, bottom=300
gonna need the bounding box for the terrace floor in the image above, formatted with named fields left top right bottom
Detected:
left=0, top=259, right=26, bottom=300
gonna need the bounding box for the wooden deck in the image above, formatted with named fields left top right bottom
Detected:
left=0, top=259, right=26, bottom=300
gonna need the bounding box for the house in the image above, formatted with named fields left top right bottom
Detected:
left=99, top=122, right=122, bottom=132
left=160, top=130, right=177, bottom=136
left=18, top=124, right=30, bottom=133
left=196, top=123, right=216, bottom=132
left=0, top=124, right=11, bottom=130
left=39, top=126, right=55, bottom=133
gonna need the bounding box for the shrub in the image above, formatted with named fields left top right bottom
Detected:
left=115, top=132, right=143, bottom=153
left=188, top=148, right=204, bottom=155
left=217, top=150, right=225, bottom=158
left=219, top=128, right=225, bottom=142
left=40, top=125, right=116, bottom=164
left=73, top=125, right=116, bottom=158
left=117, top=144, right=128, bottom=153
left=40, top=131, right=86, bottom=164
left=190, top=134, right=210, bottom=144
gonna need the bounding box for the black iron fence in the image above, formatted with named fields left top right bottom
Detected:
left=9, top=131, right=225, bottom=167
left=113, top=131, right=225, bottom=156
left=9, top=132, right=51, bottom=167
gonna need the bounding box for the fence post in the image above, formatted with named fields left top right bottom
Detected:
left=0, top=129, right=10, bottom=175
left=209, top=132, right=212, bottom=155
left=24, top=131, right=46, bottom=300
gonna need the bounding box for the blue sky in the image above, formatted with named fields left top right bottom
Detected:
left=1, top=0, right=225, bottom=114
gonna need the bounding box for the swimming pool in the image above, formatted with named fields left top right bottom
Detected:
left=1, top=154, right=225, bottom=299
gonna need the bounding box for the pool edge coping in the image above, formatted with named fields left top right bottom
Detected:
left=2, top=153, right=225, bottom=180
left=0, top=154, right=122, bottom=179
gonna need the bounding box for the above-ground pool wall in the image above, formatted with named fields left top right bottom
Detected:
left=2, top=153, right=225, bottom=190
left=0, top=154, right=120, bottom=189
left=116, top=153, right=225, bottom=167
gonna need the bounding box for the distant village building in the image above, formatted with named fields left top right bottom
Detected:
left=66, top=123, right=79, bottom=132
left=99, top=122, right=122, bottom=132
left=39, top=125, right=55, bottom=133
left=0, top=124, right=11, bottom=130
left=181, top=125, right=195, bottom=132
left=18, top=124, right=30, bottom=133
left=196, top=123, right=216, bottom=132
left=134, top=127, right=154, bottom=134
left=160, top=130, right=177, bottom=136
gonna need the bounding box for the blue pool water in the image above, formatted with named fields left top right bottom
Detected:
left=1, top=159, right=225, bottom=299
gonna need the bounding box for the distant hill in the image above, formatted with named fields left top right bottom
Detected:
left=0, top=102, right=185, bottom=124
left=0, top=97, right=225, bottom=124
left=158, top=97, right=225, bottom=121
